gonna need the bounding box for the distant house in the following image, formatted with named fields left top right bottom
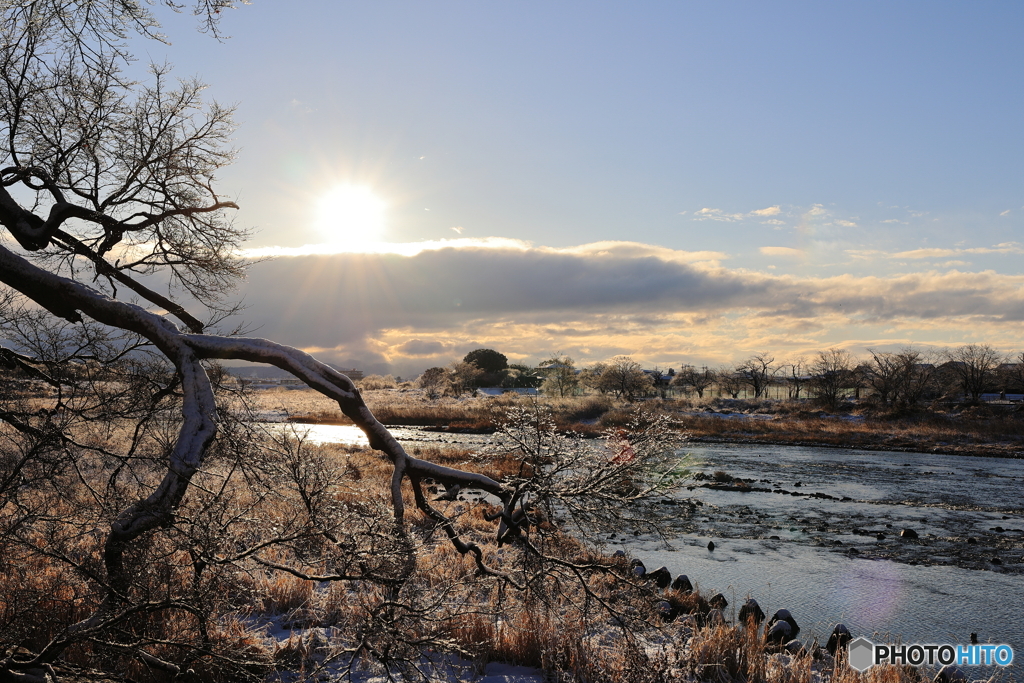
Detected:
left=642, top=369, right=672, bottom=387
left=337, top=368, right=363, bottom=381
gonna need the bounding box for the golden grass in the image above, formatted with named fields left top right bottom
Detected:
left=8, top=388, right=998, bottom=682
left=261, top=387, right=1024, bottom=457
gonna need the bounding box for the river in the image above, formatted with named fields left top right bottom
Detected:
left=266, top=423, right=1024, bottom=660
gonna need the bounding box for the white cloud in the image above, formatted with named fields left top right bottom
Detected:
left=750, top=205, right=781, bottom=216
left=761, top=218, right=786, bottom=226
left=891, top=248, right=956, bottom=259
left=1000, top=210, right=1011, bottom=216
left=693, top=207, right=745, bottom=222
left=288, top=98, right=315, bottom=114
left=451, top=226, right=464, bottom=234
left=759, top=246, right=803, bottom=257
left=834, top=219, right=858, bottom=227
left=889, top=243, right=1024, bottom=259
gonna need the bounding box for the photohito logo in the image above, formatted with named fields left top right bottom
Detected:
left=846, top=636, right=1014, bottom=672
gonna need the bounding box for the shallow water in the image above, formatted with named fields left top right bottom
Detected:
left=267, top=424, right=1024, bottom=661
left=623, top=442, right=1024, bottom=659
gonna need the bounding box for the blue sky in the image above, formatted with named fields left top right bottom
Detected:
left=141, top=2, right=1024, bottom=375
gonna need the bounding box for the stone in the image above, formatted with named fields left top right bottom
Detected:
left=785, top=640, right=805, bottom=655
left=764, top=620, right=792, bottom=644
left=934, top=665, right=966, bottom=682
left=705, top=608, right=725, bottom=627
left=900, top=528, right=919, bottom=539
left=966, top=537, right=977, bottom=544
left=825, top=623, right=852, bottom=656
left=707, top=540, right=715, bottom=551
left=709, top=593, right=728, bottom=610
left=671, top=574, right=693, bottom=593
left=655, top=600, right=677, bottom=622
left=648, top=566, right=671, bottom=589
left=738, top=598, right=765, bottom=626
left=766, top=609, right=800, bottom=640
left=630, top=558, right=646, bottom=577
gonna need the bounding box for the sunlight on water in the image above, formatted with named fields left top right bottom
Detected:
left=262, top=423, right=370, bottom=446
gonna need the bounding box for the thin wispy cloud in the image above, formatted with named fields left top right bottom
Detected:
left=891, top=243, right=1024, bottom=259
left=693, top=207, right=746, bottom=222
left=759, top=246, right=803, bottom=257
left=692, top=205, right=784, bottom=222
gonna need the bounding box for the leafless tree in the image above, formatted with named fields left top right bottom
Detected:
left=781, top=357, right=809, bottom=400
left=715, top=365, right=743, bottom=399
left=595, top=356, right=654, bottom=401
left=578, top=361, right=608, bottom=394
left=736, top=353, right=776, bottom=399
left=418, top=366, right=448, bottom=399
left=0, top=4, right=688, bottom=680
left=538, top=354, right=579, bottom=397
left=864, top=347, right=936, bottom=409
left=809, top=348, right=855, bottom=411
left=445, top=360, right=484, bottom=396
left=942, top=344, right=1003, bottom=404
left=671, top=364, right=714, bottom=399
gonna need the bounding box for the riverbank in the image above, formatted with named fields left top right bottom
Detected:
left=250, top=387, right=1024, bottom=459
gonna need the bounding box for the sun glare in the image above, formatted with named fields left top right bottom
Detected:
left=315, top=185, right=386, bottom=249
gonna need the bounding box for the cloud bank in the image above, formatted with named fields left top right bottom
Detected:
left=235, top=240, right=1024, bottom=376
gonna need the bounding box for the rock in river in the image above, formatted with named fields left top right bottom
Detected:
left=738, top=598, right=765, bottom=626
left=766, top=609, right=800, bottom=641
left=671, top=574, right=693, bottom=593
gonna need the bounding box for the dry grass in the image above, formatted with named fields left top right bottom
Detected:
left=8, top=387, right=998, bottom=683
left=262, top=387, right=1024, bottom=457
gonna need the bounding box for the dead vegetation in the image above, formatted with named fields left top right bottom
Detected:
left=2, top=375, right=925, bottom=683
left=271, top=387, right=1024, bottom=457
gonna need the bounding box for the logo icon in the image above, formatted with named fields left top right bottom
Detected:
left=847, top=637, right=874, bottom=672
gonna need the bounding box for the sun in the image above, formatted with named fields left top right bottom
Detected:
left=314, top=185, right=386, bottom=248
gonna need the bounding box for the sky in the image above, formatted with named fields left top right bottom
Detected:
left=141, top=1, right=1024, bottom=377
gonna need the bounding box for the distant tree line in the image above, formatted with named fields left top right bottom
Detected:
left=415, top=344, right=1024, bottom=408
